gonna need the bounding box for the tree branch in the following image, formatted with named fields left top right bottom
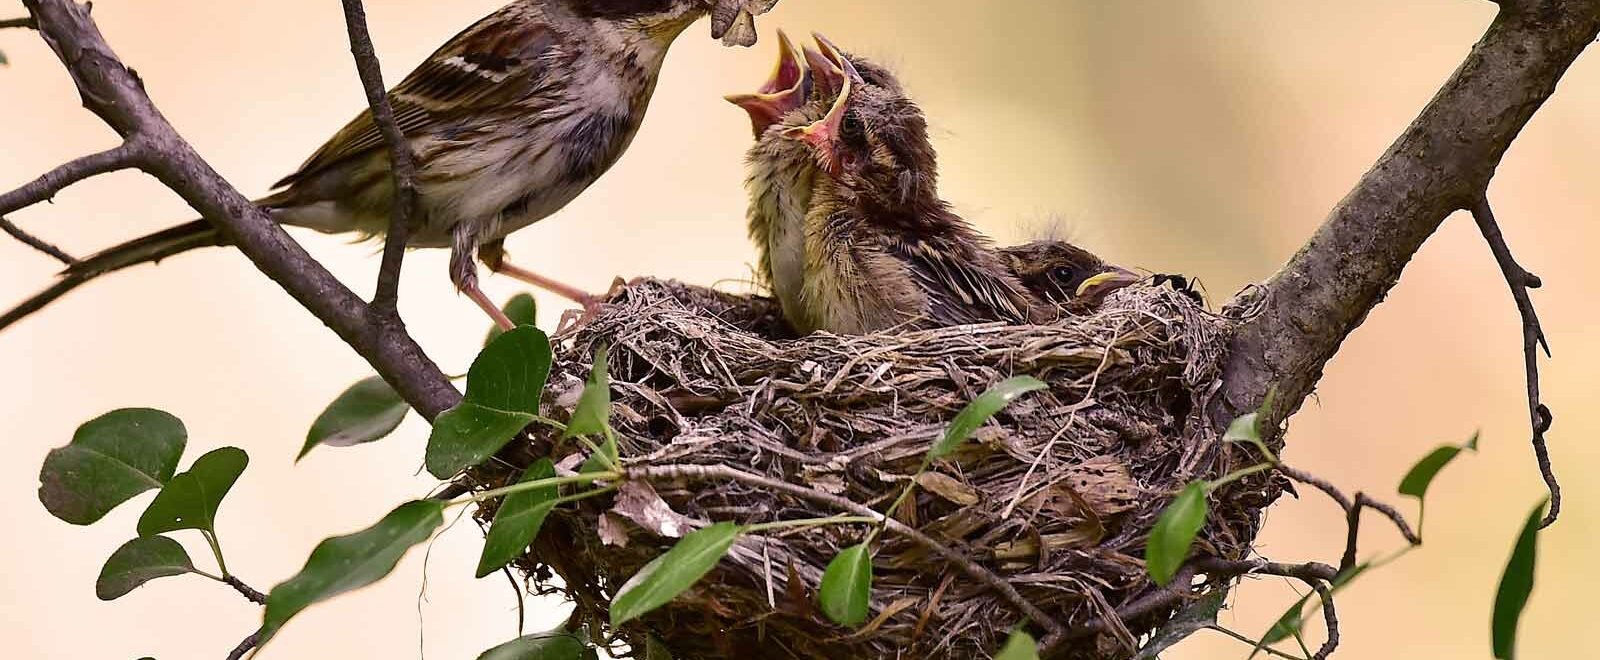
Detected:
left=1214, top=0, right=1596, bottom=435
left=20, top=0, right=461, bottom=420
left=1470, top=197, right=1559, bottom=526
left=0, top=142, right=143, bottom=215
left=0, top=217, right=75, bottom=264
left=224, top=575, right=268, bottom=605
left=0, top=16, right=35, bottom=30
left=223, top=629, right=261, bottom=660
left=337, top=0, right=418, bottom=318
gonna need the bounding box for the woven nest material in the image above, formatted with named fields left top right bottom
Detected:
left=467, top=278, right=1281, bottom=660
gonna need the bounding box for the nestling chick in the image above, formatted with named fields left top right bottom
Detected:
left=1000, top=240, right=1141, bottom=314
left=2, top=0, right=774, bottom=333
left=731, top=34, right=900, bottom=331
left=779, top=45, right=1044, bottom=334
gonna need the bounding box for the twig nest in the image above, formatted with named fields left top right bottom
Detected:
left=472, top=279, right=1276, bottom=659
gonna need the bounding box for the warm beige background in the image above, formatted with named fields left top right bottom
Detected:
left=2, top=1, right=1595, bottom=658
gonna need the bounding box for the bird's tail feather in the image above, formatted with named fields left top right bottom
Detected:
left=0, top=219, right=225, bottom=332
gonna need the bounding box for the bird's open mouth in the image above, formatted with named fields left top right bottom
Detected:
left=725, top=30, right=809, bottom=136
left=782, top=33, right=863, bottom=175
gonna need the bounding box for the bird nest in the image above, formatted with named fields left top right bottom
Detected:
left=466, top=278, right=1279, bottom=659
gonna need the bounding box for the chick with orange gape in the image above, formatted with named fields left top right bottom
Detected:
left=0, top=0, right=776, bottom=333
left=731, top=34, right=1145, bottom=335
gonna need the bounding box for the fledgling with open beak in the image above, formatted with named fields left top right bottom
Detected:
left=1000, top=240, right=1142, bottom=314
left=777, top=41, right=1044, bottom=334
left=730, top=33, right=901, bottom=332
left=2, top=0, right=782, bottom=333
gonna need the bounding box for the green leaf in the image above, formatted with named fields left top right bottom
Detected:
left=136, top=447, right=248, bottom=537
left=260, top=500, right=444, bottom=645
left=611, top=521, right=741, bottom=626
left=818, top=542, right=873, bottom=627
left=1145, top=481, right=1208, bottom=586
left=424, top=403, right=534, bottom=480
left=476, top=459, right=558, bottom=578
left=1399, top=432, right=1479, bottom=499
left=1223, top=413, right=1272, bottom=458
left=485, top=293, right=539, bottom=348
left=994, top=628, right=1040, bottom=660
left=96, top=536, right=196, bottom=600
left=565, top=344, right=612, bottom=438
left=39, top=408, right=188, bottom=525
left=929, top=376, right=1047, bottom=462
left=1134, top=588, right=1227, bottom=658
left=0, top=49, right=8, bottom=66
left=476, top=630, right=596, bottom=660
left=1492, top=499, right=1547, bottom=660
left=299, top=376, right=410, bottom=460
left=465, top=326, right=553, bottom=415
left=578, top=432, right=619, bottom=475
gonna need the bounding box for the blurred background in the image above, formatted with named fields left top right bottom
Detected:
left=2, top=0, right=1595, bottom=658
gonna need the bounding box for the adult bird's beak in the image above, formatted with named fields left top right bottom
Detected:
left=782, top=33, right=863, bottom=174
left=1074, top=266, right=1142, bottom=303
left=724, top=30, right=810, bottom=136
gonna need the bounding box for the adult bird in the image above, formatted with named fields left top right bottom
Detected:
left=1, top=0, right=761, bottom=332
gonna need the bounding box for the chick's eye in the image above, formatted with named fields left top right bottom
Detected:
left=840, top=111, right=866, bottom=146
left=1050, top=266, right=1076, bottom=283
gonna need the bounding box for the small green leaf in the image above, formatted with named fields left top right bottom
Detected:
left=565, top=345, right=612, bottom=438
left=465, top=326, right=554, bottom=415
left=578, top=433, right=619, bottom=474
left=1134, top=588, right=1227, bottom=658
left=137, top=447, right=248, bottom=537
left=476, top=459, right=559, bottom=578
left=930, top=376, right=1047, bottom=462
left=1223, top=413, right=1273, bottom=458
left=260, top=500, right=444, bottom=645
left=1399, top=432, right=1479, bottom=499
left=818, top=542, right=873, bottom=627
left=299, top=377, right=410, bottom=460
left=476, top=630, right=597, bottom=660
left=96, top=536, right=196, bottom=600
left=1492, top=499, right=1547, bottom=660
left=0, top=49, right=9, bottom=66
left=995, top=628, right=1040, bottom=660
left=39, top=408, right=188, bottom=525
left=425, top=403, right=534, bottom=479
left=485, top=293, right=539, bottom=348
left=611, top=522, right=741, bottom=626
left=1145, top=481, right=1208, bottom=586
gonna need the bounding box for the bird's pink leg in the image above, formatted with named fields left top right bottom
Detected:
left=452, top=237, right=515, bottom=330
left=488, top=259, right=601, bottom=318
left=465, top=281, right=516, bottom=331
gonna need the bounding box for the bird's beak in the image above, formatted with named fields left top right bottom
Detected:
left=724, top=30, right=809, bottom=136
left=1074, top=266, right=1142, bottom=303
left=782, top=33, right=862, bottom=174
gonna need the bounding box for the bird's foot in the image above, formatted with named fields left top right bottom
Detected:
left=553, top=296, right=604, bottom=338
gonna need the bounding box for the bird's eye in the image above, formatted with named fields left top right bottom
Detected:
left=1050, top=266, right=1076, bottom=283
left=841, top=111, right=865, bottom=146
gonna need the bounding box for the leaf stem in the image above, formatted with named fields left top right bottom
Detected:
left=745, top=515, right=877, bottom=534
left=1207, top=462, right=1274, bottom=490
left=457, top=472, right=619, bottom=507
left=202, top=529, right=231, bottom=577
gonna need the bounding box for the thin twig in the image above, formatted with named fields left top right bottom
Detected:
left=0, top=16, right=35, bottom=29
left=338, top=0, right=418, bottom=317
left=1192, top=557, right=1339, bottom=584
left=624, top=464, right=1068, bottom=645
left=0, top=217, right=75, bottom=264
left=223, top=575, right=268, bottom=605
left=224, top=629, right=261, bottom=660
left=0, top=142, right=142, bottom=215
left=1470, top=196, right=1560, bottom=527
left=1204, top=625, right=1309, bottom=660
left=1306, top=580, right=1339, bottom=660
left=1277, top=462, right=1421, bottom=573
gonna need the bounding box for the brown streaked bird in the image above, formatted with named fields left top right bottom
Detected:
left=731, top=34, right=904, bottom=333
left=1000, top=240, right=1141, bottom=314
left=778, top=43, right=1045, bottom=334
left=0, top=0, right=774, bottom=333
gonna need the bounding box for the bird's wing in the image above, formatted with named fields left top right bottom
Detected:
left=274, top=8, right=564, bottom=189
left=889, top=230, right=1034, bottom=326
